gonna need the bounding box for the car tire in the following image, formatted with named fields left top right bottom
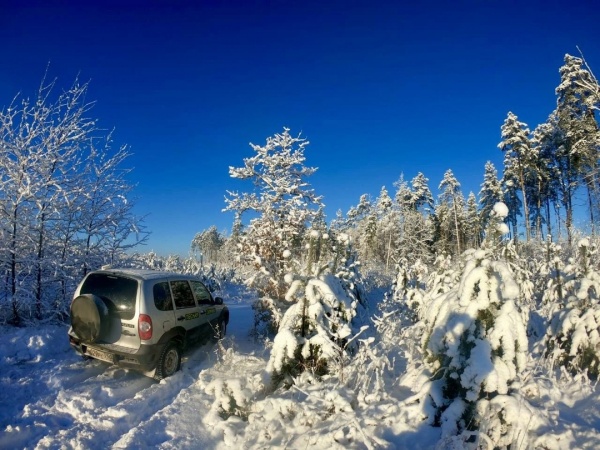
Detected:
left=154, top=342, right=181, bottom=381
left=70, top=294, right=110, bottom=343
left=212, top=317, right=227, bottom=342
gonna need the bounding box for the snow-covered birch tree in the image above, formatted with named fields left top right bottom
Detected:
left=0, top=75, right=147, bottom=324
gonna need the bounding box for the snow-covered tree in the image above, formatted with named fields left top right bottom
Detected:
left=478, top=162, right=503, bottom=239
left=465, top=192, right=480, bottom=249
left=545, top=238, right=600, bottom=378
left=529, top=124, right=555, bottom=239
left=499, top=111, right=536, bottom=242
left=266, top=230, right=367, bottom=388
left=555, top=54, right=600, bottom=237
left=572, top=49, right=600, bottom=113
left=411, top=172, right=435, bottom=214
left=224, top=128, right=324, bottom=303
left=395, top=173, right=434, bottom=264
left=191, top=225, right=225, bottom=265
left=436, top=169, right=465, bottom=256
left=78, top=137, right=144, bottom=275
left=532, top=113, right=566, bottom=240
left=413, top=203, right=535, bottom=447
left=0, top=75, right=147, bottom=324
left=373, top=186, right=400, bottom=271
left=345, top=194, right=372, bottom=230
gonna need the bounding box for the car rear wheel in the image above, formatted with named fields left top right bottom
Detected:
left=154, top=342, right=181, bottom=381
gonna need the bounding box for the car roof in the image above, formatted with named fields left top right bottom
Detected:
left=89, top=268, right=200, bottom=282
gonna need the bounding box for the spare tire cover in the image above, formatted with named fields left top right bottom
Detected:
left=71, top=294, right=109, bottom=343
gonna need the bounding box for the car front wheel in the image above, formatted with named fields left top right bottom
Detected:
left=212, top=318, right=226, bottom=342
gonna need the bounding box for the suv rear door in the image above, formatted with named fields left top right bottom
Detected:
left=79, top=272, right=140, bottom=348
left=170, top=280, right=203, bottom=342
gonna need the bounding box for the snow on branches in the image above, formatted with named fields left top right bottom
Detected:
left=224, top=128, right=323, bottom=301
left=266, top=230, right=368, bottom=388
left=545, top=238, right=600, bottom=378
left=419, top=247, right=536, bottom=446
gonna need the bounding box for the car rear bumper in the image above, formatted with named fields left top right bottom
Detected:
left=68, top=332, right=163, bottom=372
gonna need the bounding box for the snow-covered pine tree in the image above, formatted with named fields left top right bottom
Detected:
left=266, top=229, right=367, bottom=388
left=411, top=172, right=435, bottom=214
left=531, top=121, right=559, bottom=239
left=345, top=194, right=373, bottom=231
left=540, top=238, right=567, bottom=308
left=191, top=225, right=225, bottom=265
left=545, top=238, right=600, bottom=379
left=465, top=192, right=480, bottom=249
left=436, top=169, right=465, bottom=256
left=386, top=257, right=429, bottom=323
left=411, top=203, right=537, bottom=447
left=373, top=186, right=400, bottom=272
left=555, top=54, right=600, bottom=237
left=426, top=252, right=460, bottom=299
left=533, top=111, right=573, bottom=241
left=394, top=173, right=434, bottom=265
left=571, top=49, right=600, bottom=113
left=478, top=162, right=503, bottom=240
left=499, top=111, right=536, bottom=243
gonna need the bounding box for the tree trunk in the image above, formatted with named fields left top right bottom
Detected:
left=453, top=199, right=461, bottom=255
left=585, top=174, right=597, bottom=237
left=518, top=170, right=531, bottom=241
left=545, top=199, right=552, bottom=240
left=10, top=203, right=20, bottom=324
left=35, top=211, right=45, bottom=320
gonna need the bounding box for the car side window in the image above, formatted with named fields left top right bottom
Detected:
left=190, top=280, right=213, bottom=305
left=170, top=280, right=196, bottom=309
left=153, top=282, right=173, bottom=311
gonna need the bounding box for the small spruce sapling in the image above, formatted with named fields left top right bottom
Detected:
left=416, top=203, right=536, bottom=447
left=266, top=230, right=367, bottom=388
left=545, top=238, right=600, bottom=379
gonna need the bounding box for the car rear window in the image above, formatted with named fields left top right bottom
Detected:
left=153, top=282, right=174, bottom=311
left=80, top=273, right=138, bottom=320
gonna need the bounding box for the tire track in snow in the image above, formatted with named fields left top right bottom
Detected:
left=112, top=379, right=217, bottom=449
left=29, top=348, right=218, bottom=450
left=3, top=344, right=219, bottom=449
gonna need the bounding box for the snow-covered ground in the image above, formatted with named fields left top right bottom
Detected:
left=2, top=284, right=600, bottom=449
left=0, top=290, right=260, bottom=450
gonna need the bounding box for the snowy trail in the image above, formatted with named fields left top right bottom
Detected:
left=0, top=301, right=258, bottom=450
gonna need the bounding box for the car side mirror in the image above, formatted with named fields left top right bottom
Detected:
left=214, top=297, right=223, bottom=305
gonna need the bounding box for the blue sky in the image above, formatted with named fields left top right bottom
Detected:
left=1, top=0, right=599, bottom=256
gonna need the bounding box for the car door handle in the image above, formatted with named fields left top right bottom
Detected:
left=177, top=316, right=185, bottom=321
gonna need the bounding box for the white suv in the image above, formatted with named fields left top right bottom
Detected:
left=68, top=268, right=229, bottom=380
